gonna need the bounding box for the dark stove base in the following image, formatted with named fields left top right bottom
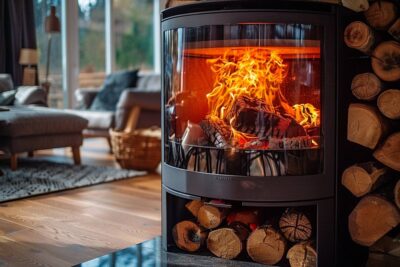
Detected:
left=75, top=236, right=264, bottom=267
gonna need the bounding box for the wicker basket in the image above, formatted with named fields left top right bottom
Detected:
left=110, top=127, right=161, bottom=171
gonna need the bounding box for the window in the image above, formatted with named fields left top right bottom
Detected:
left=114, top=0, right=154, bottom=71
left=34, top=0, right=63, bottom=108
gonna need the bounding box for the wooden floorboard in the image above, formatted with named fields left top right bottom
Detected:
left=0, top=138, right=161, bottom=266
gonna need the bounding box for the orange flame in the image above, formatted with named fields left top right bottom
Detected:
left=206, top=49, right=320, bottom=146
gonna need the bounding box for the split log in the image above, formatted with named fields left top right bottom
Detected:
left=370, top=233, right=400, bottom=257
left=279, top=209, right=313, bottom=242
left=395, top=180, right=400, bottom=209
left=371, top=41, right=400, bottom=82
left=185, top=200, right=204, bottom=218
left=197, top=204, right=227, bottom=229
left=342, top=0, right=369, bottom=12
left=226, top=209, right=260, bottom=229
left=374, top=132, right=400, bottom=171
left=351, top=73, right=382, bottom=101
left=246, top=226, right=287, bottom=265
left=388, top=18, right=400, bottom=41
left=364, top=1, right=397, bottom=30
left=341, top=162, right=388, bottom=197
left=200, top=116, right=231, bottom=148
left=347, top=103, right=388, bottom=149
left=206, top=222, right=250, bottom=260
left=377, top=89, right=400, bottom=120
left=172, top=220, right=208, bottom=252
left=344, top=21, right=375, bottom=53
left=287, top=243, right=317, bottom=267
left=348, top=195, right=400, bottom=246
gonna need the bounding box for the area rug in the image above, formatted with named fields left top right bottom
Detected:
left=0, top=159, right=147, bottom=202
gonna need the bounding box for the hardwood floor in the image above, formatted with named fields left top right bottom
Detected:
left=0, top=138, right=161, bottom=266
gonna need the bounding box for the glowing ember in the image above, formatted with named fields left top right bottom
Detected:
left=205, top=49, right=320, bottom=148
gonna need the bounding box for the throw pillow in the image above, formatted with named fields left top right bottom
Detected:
left=90, top=69, right=139, bottom=111
left=0, top=90, right=16, bottom=105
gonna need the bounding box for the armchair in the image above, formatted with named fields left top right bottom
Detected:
left=67, top=73, right=161, bottom=148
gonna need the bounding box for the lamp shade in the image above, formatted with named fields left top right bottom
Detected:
left=45, top=6, right=60, bottom=33
left=19, top=48, right=38, bottom=65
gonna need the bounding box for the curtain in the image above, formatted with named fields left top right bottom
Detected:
left=0, top=0, right=37, bottom=86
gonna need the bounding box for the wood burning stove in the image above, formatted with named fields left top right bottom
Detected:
left=161, top=1, right=342, bottom=266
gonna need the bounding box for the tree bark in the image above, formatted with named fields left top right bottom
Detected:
left=344, top=21, right=375, bottom=53
left=207, top=222, right=249, bottom=260
left=351, top=72, right=382, bottom=101
left=287, top=243, right=317, bottom=267
left=374, top=132, right=400, bottom=172
left=377, top=89, right=400, bottom=120
left=364, top=1, right=397, bottom=30
left=394, top=179, right=400, bottom=209
left=197, top=204, right=227, bottom=229
left=279, top=209, right=313, bottom=242
left=348, top=195, right=400, bottom=246
left=246, top=225, right=287, bottom=265
left=371, top=41, right=400, bottom=82
left=172, top=220, right=208, bottom=252
left=347, top=103, right=388, bottom=149
left=341, top=162, right=388, bottom=197
left=370, top=233, right=400, bottom=257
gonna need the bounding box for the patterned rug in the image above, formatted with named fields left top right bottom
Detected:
left=0, top=159, right=147, bottom=202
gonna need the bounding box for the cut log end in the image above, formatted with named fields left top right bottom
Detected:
left=287, top=243, right=317, bottom=267
left=207, top=227, right=246, bottom=260
left=185, top=200, right=204, bottom=218
left=246, top=226, right=286, bottom=265
left=377, top=89, right=400, bottom=120
left=371, top=41, right=400, bottom=82
left=172, top=220, right=207, bottom=252
left=348, top=195, right=400, bottom=247
left=347, top=103, right=387, bottom=149
left=197, top=205, right=226, bottom=229
left=351, top=73, right=382, bottom=101
left=373, top=132, right=400, bottom=172
left=279, top=210, right=313, bottom=242
left=344, top=21, right=374, bottom=53
left=364, top=1, right=397, bottom=30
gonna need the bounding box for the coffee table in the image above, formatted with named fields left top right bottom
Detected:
left=75, top=236, right=264, bottom=266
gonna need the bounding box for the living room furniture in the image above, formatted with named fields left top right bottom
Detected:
left=68, top=73, right=161, bottom=147
left=19, top=48, right=38, bottom=86
left=0, top=106, right=88, bottom=170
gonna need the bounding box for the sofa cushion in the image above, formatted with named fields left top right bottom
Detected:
left=135, top=73, right=161, bottom=92
left=65, top=109, right=115, bottom=130
left=0, top=74, right=14, bottom=93
left=0, top=90, right=16, bottom=105
left=90, top=69, right=139, bottom=111
left=0, top=106, right=88, bottom=137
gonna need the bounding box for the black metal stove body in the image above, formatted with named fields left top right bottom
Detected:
left=161, top=1, right=344, bottom=266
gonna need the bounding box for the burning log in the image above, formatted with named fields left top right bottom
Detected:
left=200, top=116, right=231, bottom=148
left=279, top=209, right=313, bottom=243
left=246, top=225, right=287, bottom=265
left=351, top=73, right=382, bottom=101
left=364, top=1, right=397, bottom=30
left=373, top=132, right=400, bottom=172
left=287, top=242, right=317, bottom=267
left=341, top=162, right=389, bottom=197
left=197, top=203, right=228, bottom=229
left=347, top=103, right=388, bottom=149
left=371, top=41, right=400, bottom=82
left=344, top=21, right=375, bottom=53
left=377, top=89, right=400, bottom=120
left=207, top=222, right=250, bottom=260
left=229, top=95, right=306, bottom=139
left=348, top=195, right=400, bottom=246
left=268, top=136, right=314, bottom=150
left=172, top=220, right=208, bottom=252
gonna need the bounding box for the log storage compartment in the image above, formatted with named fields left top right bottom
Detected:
left=162, top=1, right=336, bottom=266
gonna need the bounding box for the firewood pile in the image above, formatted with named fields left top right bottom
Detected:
left=342, top=1, right=400, bottom=265
left=172, top=200, right=317, bottom=266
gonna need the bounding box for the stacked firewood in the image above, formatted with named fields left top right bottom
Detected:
left=342, top=1, right=400, bottom=265
left=172, top=200, right=317, bottom=266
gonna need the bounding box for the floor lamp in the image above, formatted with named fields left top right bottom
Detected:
left=42, top=6, right=60, bottom=97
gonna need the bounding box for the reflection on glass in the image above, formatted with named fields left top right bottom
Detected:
left=164, top=24, right=323, bottom=176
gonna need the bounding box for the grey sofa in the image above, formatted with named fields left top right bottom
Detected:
left=67, top=73, right=161, bottom=146
left=0, top=74, right=88, bottom=170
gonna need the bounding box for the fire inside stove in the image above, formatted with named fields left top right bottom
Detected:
left=165, top=37, right=322, bottom=176
left=204, top=49, right=320, bottom=150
